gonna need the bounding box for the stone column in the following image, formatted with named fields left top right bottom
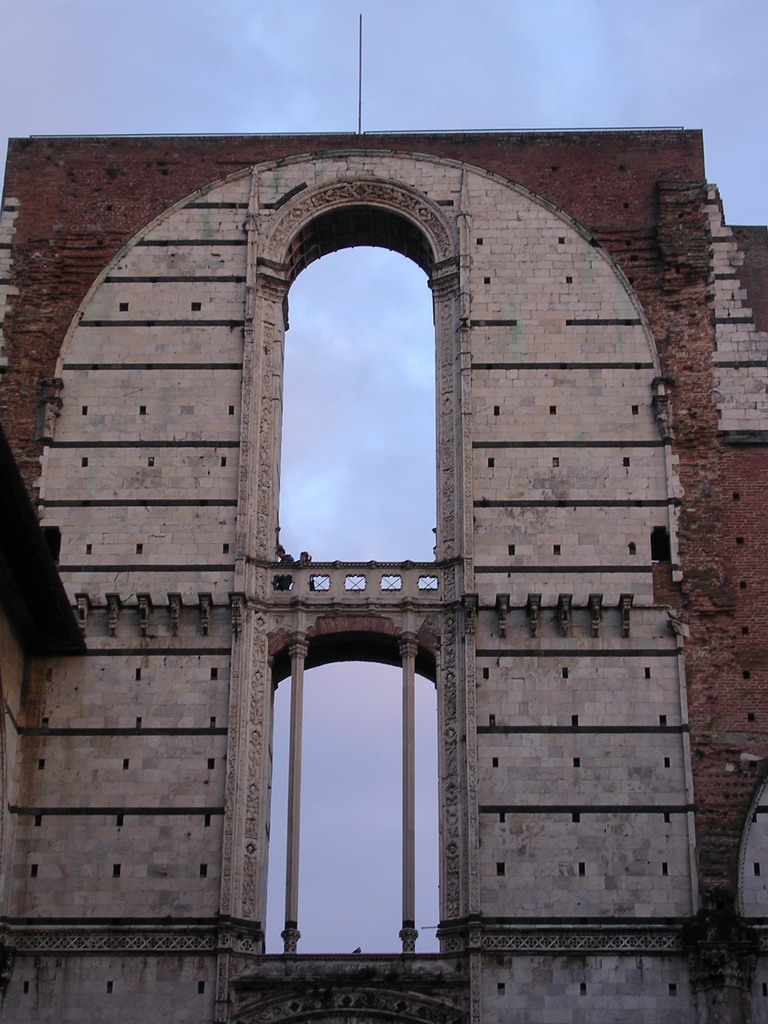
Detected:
left=282, top=633, right=308, bottom=953
left=399, top=633, right=419, bottom=953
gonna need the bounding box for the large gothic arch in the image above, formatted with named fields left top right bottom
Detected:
left=5, top=134, right=731, bottom=1024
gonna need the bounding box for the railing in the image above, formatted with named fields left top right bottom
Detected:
left=268, top=561, right=442, bottom=602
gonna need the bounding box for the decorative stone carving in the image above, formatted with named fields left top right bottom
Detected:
left=462, top=594, right=478, bottom=635
left=74, top=593, right=90, bottom=635
left=137, top=594, right=152, bottom=638
left=652, top=376, right=675, bottom=441
left=36, top=376, right=63, bottom=441
left=168, top=593, right=181, bottom=636
left=399, top=926, right=418, bottom=953
left=495, top=593, right=510, bottom=638
left=619, top=593, right=633, bottom=638
left=588, top=593, right=603, bottom=638
left=230, top=593, right=245, bottom=637
left=557, top=594, right=572, bottom=638
left=198, top=593, right=212, bottom=636
left=105, top=593, right=121, bottom=637
left=281, top=926, right=300, bottom=954
left=526, top=593, right=541, bottom=638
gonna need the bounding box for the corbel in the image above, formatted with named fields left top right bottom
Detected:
left=462, top=593, right=478, bottom=635
left=619, top=593, right=634, bottom=638
left=495, top=593, right=510, bottom=638
left=74, top=593, right=91, bottom=635
left=526, top=593, right=541, bottom=638
left=198, top=593, right=212, bottom=636
left=105, top=594, right=122, bottom=637
left=137, top=594, right=153, bottom=638
left=168, top=593, right=182, bottom=637
left=588, top=593, right=603, bottom=638
left=229, top=593, right=245, bottom=638
left=557, top=594, right=572, bottom=638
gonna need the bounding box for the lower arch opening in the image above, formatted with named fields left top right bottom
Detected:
left=266, top=660, right=439, bottom=954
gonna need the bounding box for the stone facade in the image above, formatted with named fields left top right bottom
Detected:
left=0, top=131, right=766, bottom=1023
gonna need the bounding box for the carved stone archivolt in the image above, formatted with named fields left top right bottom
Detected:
left=258, top=176, right=456, bottom=273
left=234, top=987, right=465, bottom=1024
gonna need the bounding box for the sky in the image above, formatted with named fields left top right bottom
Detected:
left=2, top=0, right=767, bottom=954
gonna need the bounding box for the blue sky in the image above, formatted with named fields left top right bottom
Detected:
left=2, top=0, right=766, bottom=954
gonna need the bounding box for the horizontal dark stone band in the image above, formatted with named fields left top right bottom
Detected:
left=135, top=239, right=245, bottom=246
left=59, top=563, right=233, bottom=572
left=0, top=243, right=11, bottom=249
left=12, top=806, right=224, bottom=816
left=473, top=439, right=664, bottom=448
left=50, top=440, right=240, bottom=448
left=0, top=277, right=10, bottom=286
left=565, top=319, right=642, bottom=326
left=470, top=319, right=518, bottom=327
left=78, top=320, right=242, bottom=328
left=184, top=201, right=248, bottom=209
left=714, top=317, right=753, bottom=324
left=713, top=273, right=739, bottom=279
left=2, top=915, right=220, bottom=927
left=63, top=362, right=242, bottom=371
left=713, top=359, right=767, bottom=368
left=104, top=275, right=246, bottom=283
left=77, top=648, right=231, bottom=657
left=20, top=726, right=227, bottom=737
left=472, top=361, right=654, bottom=371
left=475, top=564, right=653, bottom=573
left=481, top=804, right=692, bottom=814
left=474, top=498, right=678, bottom=508
left=475, top=648, right=678, bottom=658
left=42, top=499, right=237, bottom=507
left=478, top=724, right=685, bottom=734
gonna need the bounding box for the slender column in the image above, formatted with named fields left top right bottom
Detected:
left=399, top=633, right=419, bottom=953
left=282, top=633, right=308, bottom=953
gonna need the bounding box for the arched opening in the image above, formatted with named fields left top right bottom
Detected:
left=266, top=658, right=439, bottom=953
left=277, top=213, right=436, bottom=563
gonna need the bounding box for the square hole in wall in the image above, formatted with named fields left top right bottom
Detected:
left=661, top=862, right=668, bottom=876
left=207, top=758, right=215, bottom=770
left=210, top=667, right=218, bottom=680
left=198, top=981, right=206, bottom=994
left=135, top=543, right=143, bottom=554
left=578, top=862, right=585, bottom=876
left=484, top=276, right=491, bottom=284
left=116, top=814, right=124, bottom=827
left=488, top=457, right=495, bottom=468
left=565, top=276, right=572, bottom=284
left=553, top=544, right=561, bottom=555
left=571, top=714, right=579, bottom=726
left=552, top=457, right=559, bottom=467
left=476, top=237, right=483, bottom=245
left=645, top=667, right=651, bottom=678
left=669, top=983, right=677, bottom=996
left=221, top=456, right=227, bottom=467
left=549, top=406, right=557, bottom=415
left=34, top=814, right=42, bottom=827
left=744, top=671, right=751, bottom=680
left=199, top=864, right=208, bottom=877
left=496, top=983, right=505, bottom=995
left=81, top=457, right=89, bottom=467
left=496, top=862, right=505, bottom=876
left=135, top=668, right=141, bottom=680
left=204, top=814, right=211, bottom=827
left=659, top=715, right=667, bottom=726
left=572, top=812, right=580, bottom=823
left=37, top=759, right=45, bottom=770
left=148, top=457, right=155, bottom=467
left=664, top=757, right=671, bottom=768
left=580, top=983, right=587, bottom=995
left=107, top=981, right=114, bottom=994
left=113, top=864, right=121, bottom=878
left=492, top=757, right=499, bottom=768
left=223, top=543, right=230, bottom=554
left=573, top=757, right=580, bottom=768
left=81, top=406, right=88, bottom=416
left=30, top=864, right=38, bottom=878
left=508, top=544, right=515, bottom=555
left=562, top=667, right=569, bottom=679
left=119, top=302, right=129, bottom=312
left=623, top=457, right=631, bottom=467
left=664, top=812, right=671, bottom=823
left=191, top=302, right=202, bottom=311
left=139, top=406, right=146, bottom=416
left=482, top=667, right=489, bottom=680
left=23, top=981, right=29, bottom=994
left=493, top=405, right=500, bottom=416
left=228, top=406, right=235, bottom=416
left=123, top=759, right=129, bottom=770
left=631, top=405, right=639, bottom=415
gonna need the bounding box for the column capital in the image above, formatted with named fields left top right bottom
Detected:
left=398, top=632, right=418, bottom=661
left=289, top=633, right=308, bottom=660
left=399, top=926, right=419, bottom=953
left=281, top=926, right=301, bottom=954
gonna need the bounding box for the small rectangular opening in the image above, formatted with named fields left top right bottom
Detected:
left=661, top=862, right=668, bottom=876
left=496, top=862, right=505, bottom=876
left=113, top=864, right=121, bottom=878
left=492, top=757, right=499, bottom=768
left=30, top=864, right=38, bottom=878
left=199, top=864, right=208, bottom=877
left=578, top=862, right=585, bottom=876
